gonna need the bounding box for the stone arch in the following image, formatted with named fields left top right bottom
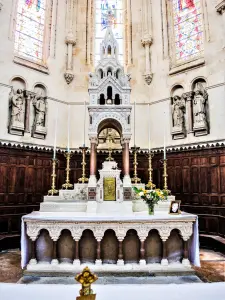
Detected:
left=167, top=229, right=184, bottom=263
left=145, top=229, right=162, bottom=263
left=101, top=229, right=119, bottom=264
left=36, top=229, right=53, bottom=263
left=123, top=229, right=140, bottom=264
left=94, top=113, right=128, bottom=137
left=57, top=229, right=75, bottom=263
left=97, top=118, right=123, bottom=137
left=79, top=229, right=97, bottom=263
left=10, top=76, right=27, bottom=90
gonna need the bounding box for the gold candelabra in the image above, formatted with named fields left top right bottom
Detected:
left=48, top=158, right=59, bottom=195
left=62, top=151, right=73, bottom=189
left=78, top=146, right=88, bottom=183
left=163, top=159, right=168, bottom=191
left=146, top=151, right=155, bottom=189
left=131, top=146, right=141, bottom=184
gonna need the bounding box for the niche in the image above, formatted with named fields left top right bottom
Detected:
left=100, top=94, right=105, bottom=105
left=115, top=94, right=120, bottom=105
left=108, top=45, right=112, bottom=56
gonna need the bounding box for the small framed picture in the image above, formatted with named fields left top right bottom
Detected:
left=169, top=200, right=181, bottom=214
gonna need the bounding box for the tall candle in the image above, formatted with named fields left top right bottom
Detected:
left=134, top=99, right=136, bottom=146
left=67, top=105, right=70, bottom=152
left=83, top=100, right=86, bottom=147
left=53, top=104, right=59, bottom=159
left=163, top=111, right=166, bottom=160
left=148, top=104, right=151, bottom=152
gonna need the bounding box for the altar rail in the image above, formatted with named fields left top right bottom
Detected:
left=23, top=216, right=198, bottom=270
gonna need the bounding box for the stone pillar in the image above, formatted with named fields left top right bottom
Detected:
left=95, top=239, right=102, bottom=265
left=51, top=239, right=59, bottom=265
left=73, top=240, right=80, bottom=265
left=89, top=137, right=98, bottom=186
left=161, top=240, right=168, bottom=266
left=24, top=91, right=31, bottom=133
left=182, top=239, right=191, bottom=266
left=122, top=138, right=131, bottom=187
left=139, top=239, right=146, bottom=265
left=117, top=239, right=124, bottom=265
left=141, top=37, right=153, bottom=85
left=29, top=238, right=37, bottom=265
left=183, top=92, right=194, bottom=134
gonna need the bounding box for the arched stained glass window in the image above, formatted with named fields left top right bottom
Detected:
left=14, top=0, right=47, bottom=64
left=95, top=0, right=124, bottom=65
left=171, top=0, right=204, bottom=65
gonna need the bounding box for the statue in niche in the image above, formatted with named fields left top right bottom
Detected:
left=32, top=90, right=47, bottom=139
left=193, top=83, right=208, bottom=126
left=171, top=95, right=186, bottom=128
left=9, top=88, right=25, bottom=131
left=88, top=72, right=99, bottom=87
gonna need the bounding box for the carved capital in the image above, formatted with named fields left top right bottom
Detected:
left=182, top=91, right=194, bottom=101
left=89, top=136, right=98, bottom=144
left=141, top=34, right=153, bottom=47
left=64, top=72, right=74, bottom=84
left=144, top=73, right=153, bottom=85
left=216, top=1, right=225, bottom=14
left=65, top=32, right=76, bottom=45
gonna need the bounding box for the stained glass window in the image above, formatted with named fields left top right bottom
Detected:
left=95, top=0, right=124, bottom=65
left=14, top=0, right=47, bottom=64
left=172, top=0, right=204, bottom=65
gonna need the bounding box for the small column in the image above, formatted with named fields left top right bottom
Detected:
left=123, top=140, right=130, bottom=177
left=95, top=239, right=102, bottom=265
left=73, top=240, right=80, bottom=265
left=183, top=92, right=194, bottom=134
left=139, top=239, right=146, bottom=265
left=182, top=239, right=191, bottom=266
left=51, top=239, right=59, bottom=265
left=29, top=238, right=37, bottom=265
left=89, top=137, right=98, bottom=186
left=161, top=240, right=168, bottom=266
left=24, top=91, right=31, bottom=133
left=117, top=239, right=124, bottom=265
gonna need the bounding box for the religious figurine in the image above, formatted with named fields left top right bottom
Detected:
left=88, top=72, right=99, bottom=87
left=8, top=88, right=25, bottom=134
left=193, top=85, right=208, bottom=126
left=32, top=91, right=47, bottom=139
left=75, top=267, right=98, bottom=298
left=171, top=95, right=186, bottom=128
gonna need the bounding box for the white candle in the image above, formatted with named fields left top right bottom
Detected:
left=148, top=104, right=151, bottom=152
left=67, top=105, right=70, bottom=152
left=163, top=111, right=166, bottom=160
left=134, top=99, right=136, bottom=146
left=83, top=100, right=86, bottom=147
left=53, top=104, right=59, bottom=159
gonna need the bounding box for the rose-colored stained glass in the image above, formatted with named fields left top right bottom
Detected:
left=95, top=0, right=124, bottom=65
left=14, top=0, right=46, bottom=63
left=172, top=0, right=204, bottom=64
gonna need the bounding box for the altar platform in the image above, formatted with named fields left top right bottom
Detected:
left=21, top=210, right=200, bottom=274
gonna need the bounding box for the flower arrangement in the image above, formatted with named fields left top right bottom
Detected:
left=133, top=186, right=169, bottom=215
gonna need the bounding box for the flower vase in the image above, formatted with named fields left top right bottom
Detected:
left=148, top=205, right=154, bottom=215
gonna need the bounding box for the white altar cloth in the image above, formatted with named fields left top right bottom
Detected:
left=1, top=282, right=225, bottom=300
left=21, top=211, right=200, bottom=268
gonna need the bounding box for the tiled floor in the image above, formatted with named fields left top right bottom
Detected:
left=0, top=249, right=224, bottom=283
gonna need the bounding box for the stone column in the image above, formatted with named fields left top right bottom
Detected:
left=117, top=239, right=124, bottom=266
left=122, top=138, right=131, bottom=186
left=29, top=238, right=37, bottom=265
left=73, top=240, right=80, bottom=265
left=51, top=238, right=59, bottom=265
left=139, top=239, right=146, bottom=265
left=89, top=137, right=98, bottom=186
left=24, top=91, right=31, bottom=133
left=182, top=239, right=191, bottom=266
left=95, top=239, right=102, bottom=265
left=161, top=240, right=168, bottom=266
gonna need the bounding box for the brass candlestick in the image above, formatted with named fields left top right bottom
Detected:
left=62, top=151, right=73, bottom=189
left=131, top=146, right=141, bottom=184
left=146, top=151, right=155, bottom=189
left=106, top=137, right=114, bottom=161
left=78, top=146, right=88, bottom=183
left=163, top=159, right=168, bottom=191
left=48, top=158, right=59, bottom=195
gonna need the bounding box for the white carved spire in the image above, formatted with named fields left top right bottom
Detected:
left=100, top=27, right=118, bottom=60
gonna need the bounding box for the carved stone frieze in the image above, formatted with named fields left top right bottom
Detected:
left=216, top=0, right=225, bottom=14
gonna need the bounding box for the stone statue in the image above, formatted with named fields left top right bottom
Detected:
left=171, top=95, right=186, bottom=128
left=33, top=94, right=47, bottom=127
left=89, top=72, right=99, bottom=87
left=9, top=88, right=25, bottom=130
left=193, top=84, right=208, bottom=126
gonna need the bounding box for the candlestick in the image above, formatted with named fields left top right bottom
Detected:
left=83, top=100, right=86, bottom=147
left=146, top=151, right=155, bottom=189
left=67, top=105, right=70, bottom=152
left=148, top=103, right=151, bottom=151
left=131, top=146, right=141, bottom=184
left=48, top=158, right=59, bottom=195
left=62, top=151, right=73, bottom=189
left=53, top=105, right=59, bottom=159
left=78, top=146, right=89, bottom=183
left=106, top=135, right=114, bottom=161
left=163, top=111, right=166, bottom=160
left=134, top=99, right=136, bottom=147
left=163, top=159, right=168, bottom=191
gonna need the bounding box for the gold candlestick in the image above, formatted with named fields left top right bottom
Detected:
left=146, top=151, right=155, bottom=189
left=62, top=151, right=73, bottom=189
left=163, top=159, right=168, bottom=191
left=48, top=158, right=59, bottom=195
left=78, top=146, right=88, bottom=183
left=131, top=146, right=141, bottom=184
left=106, top=136, right=114, bottom=161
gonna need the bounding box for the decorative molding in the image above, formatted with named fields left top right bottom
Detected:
left=169, top=58, right=205, bottom=75
left=13, top=56, right=49, bottom=75
left=216, top=0, right=225, bottom=14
